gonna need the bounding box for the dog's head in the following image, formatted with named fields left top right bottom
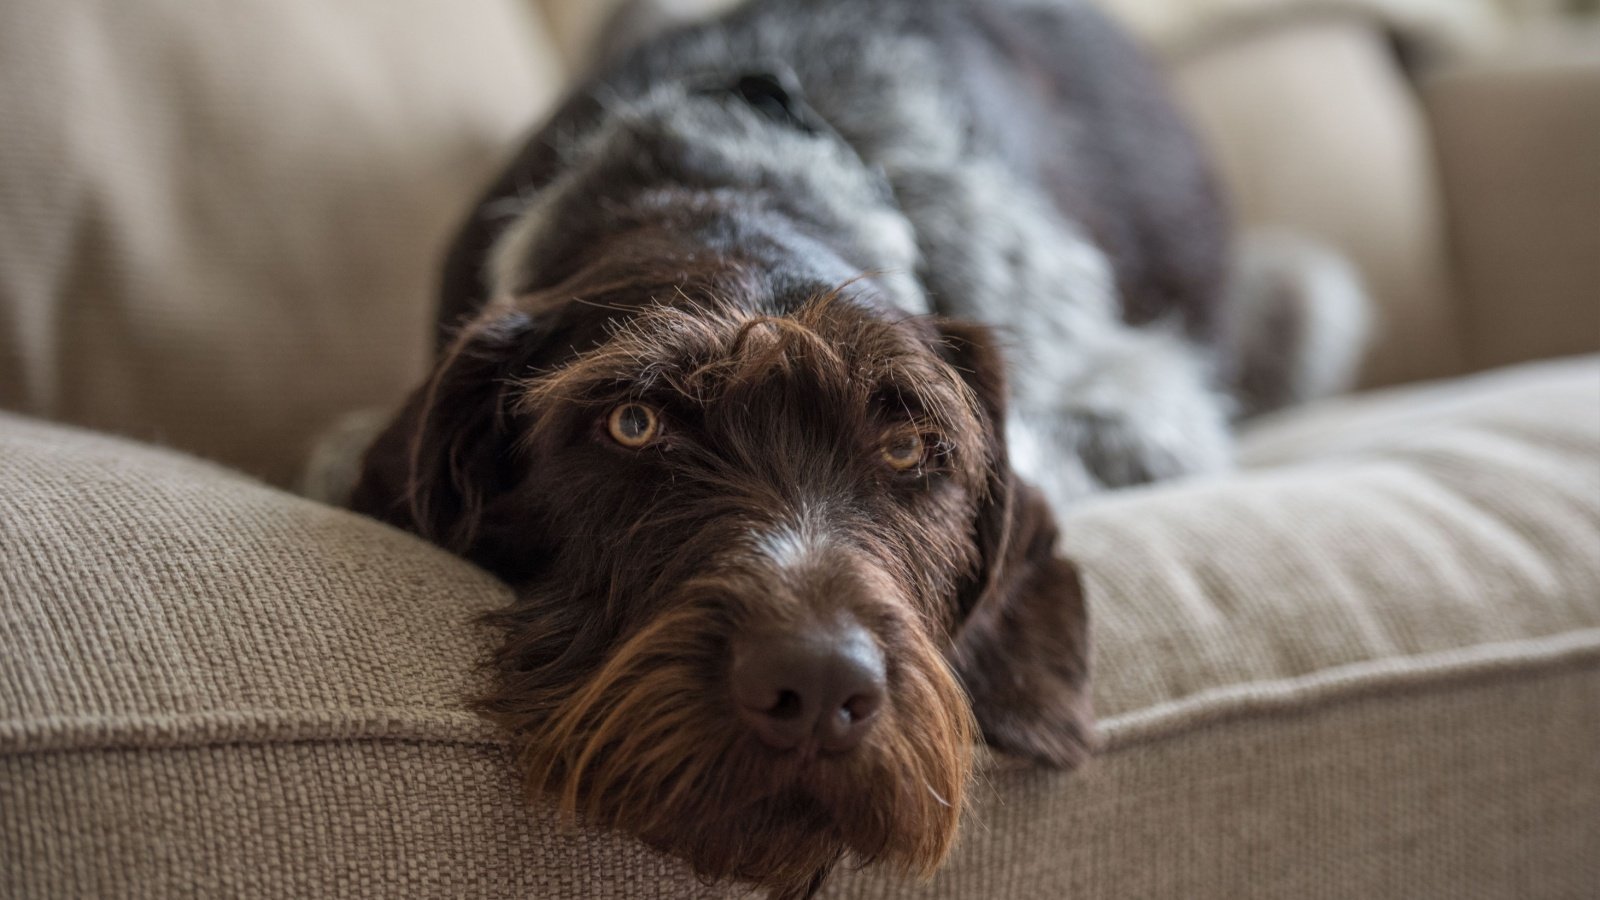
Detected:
left=352, top=234, right=1093, bottom=899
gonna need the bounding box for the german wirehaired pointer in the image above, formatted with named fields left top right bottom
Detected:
left=345, top=0, right=1365, bottom=896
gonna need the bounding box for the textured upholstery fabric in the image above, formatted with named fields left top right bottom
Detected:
left=1170, top=18, right=1468, bottom=387
left=828, top=663, right=1600, bottom=899
left=0, top=0, right=561, bottom=486
left=0, top=0, right=1533, bottom=489
left=3, top=1, right=1598, bottom=897
left=1077, top=356, right=1600, bottom=715
left=1424, top=47, right=1600, bottom=373
left=1096, top=0, right=1503, bottom=59
left=0, top=413, right=729, bottom=898
left=5, top=357, right=1597, bottom=898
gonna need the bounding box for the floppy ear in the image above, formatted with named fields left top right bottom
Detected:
left=349, top=309, right=545, bottom=567
left=936, top=320, right=1096, bottom=767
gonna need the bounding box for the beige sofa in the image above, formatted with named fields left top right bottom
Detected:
left=3, top=1, right=1597, bottom=898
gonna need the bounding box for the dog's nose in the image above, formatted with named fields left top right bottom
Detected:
left=731, top=617, right=887, bottom=755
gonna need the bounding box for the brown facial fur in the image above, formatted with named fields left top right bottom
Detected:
left=351, top=240, right=1092, bottom=897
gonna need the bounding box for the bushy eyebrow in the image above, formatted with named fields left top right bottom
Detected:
left=870, top=381, right=936, bottom=426
left=514, top=291, right=982, bottom=447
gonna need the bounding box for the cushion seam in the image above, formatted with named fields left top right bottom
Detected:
left=1096, top=628, right=1600, bottom=753
left=4, top=630, right=1597, bottom=758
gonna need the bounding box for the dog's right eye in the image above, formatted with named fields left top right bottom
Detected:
left=880, top=428, right=927, bottom=472
left=607, top=403, right=661, bottom=448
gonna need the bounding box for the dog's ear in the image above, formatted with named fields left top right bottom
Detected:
left=935, top=320, right=1096, bottom=768
left=349, top=309, right=545, bottom=562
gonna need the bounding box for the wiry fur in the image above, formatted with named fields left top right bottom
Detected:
left=354, top=257, right=1051, bottom=897
left=452, top=0, right=1256, bottom=520
left=346, top=0, right=1364, bottom=896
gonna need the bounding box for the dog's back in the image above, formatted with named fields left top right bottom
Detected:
left=442, top=0, right=1226, bottom=344
left=416, top=0, right=1362, bottom=519
left=329, top=7, right=1367, bottom=894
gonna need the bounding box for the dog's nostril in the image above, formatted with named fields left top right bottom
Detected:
left=842, top=692, right=882, bottom=724
left=770, top=689, right=805, bottom=720
left=731, top=616, right=888, bottom=755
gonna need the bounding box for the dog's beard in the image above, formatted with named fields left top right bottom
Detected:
left=482, top=601, right=975, bottom=898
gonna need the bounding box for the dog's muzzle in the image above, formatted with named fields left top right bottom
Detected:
left=730, top=613, right=888, bottom=756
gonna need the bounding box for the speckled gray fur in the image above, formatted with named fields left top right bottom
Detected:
left=474, top=0, right=1361, bottom=520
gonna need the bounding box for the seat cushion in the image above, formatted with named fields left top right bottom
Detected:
left=3, top=356, right=1598, bottom=898
left=1078, top=354, right=1600, bottom=721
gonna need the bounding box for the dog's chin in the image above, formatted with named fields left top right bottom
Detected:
left=480, top=598, right=972, bottom=890
left=581, top=725, right=972, bottom=899
left=637, top=786, right=851, bottom=898
left=486, top=605, right=977, bottom=898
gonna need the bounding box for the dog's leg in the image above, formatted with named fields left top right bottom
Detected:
left=1004, top=232, right=1371, bottom=513
left=1004, top=321, right=1235, bottom=514
left=1002, top=234, right=1370, bottom=516
left=891, top=163, right=1233, bottom=514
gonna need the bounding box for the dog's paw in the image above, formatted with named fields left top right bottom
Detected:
left=1223, top=230, right=1372, bottom=418
left=1007, top=325, right=1234, bottom=508
left=1063, top=406, right=1231, bottom=488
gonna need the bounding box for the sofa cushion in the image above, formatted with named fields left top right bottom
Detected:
left=3, top=356, right=1598, bottom=897
left=0, top=0, right=562, bottom=486
left=1074, top=355, right=1600, bottom=720
left=1096, top=0, right=1503, bottom=60
left=0, top=412, right=724, bottom=897
left=1169, top=17, right=1469, bottom=388
left=1424, top=45, right=1600, bottom=373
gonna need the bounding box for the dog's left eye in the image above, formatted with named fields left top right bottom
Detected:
left=607, top=403, right=661, bottom=448
left=880, top=429, right=926, bottom=471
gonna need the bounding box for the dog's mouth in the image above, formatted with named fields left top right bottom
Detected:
left=726, top=735, right=915, bottom=837
left=482, top=600, right=977, bottom=896
left=630, top=753, right=924, bottom=894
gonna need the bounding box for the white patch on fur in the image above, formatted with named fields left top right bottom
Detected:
left=749, top=507, right=847, bottom=576
left=754, top=522, right=814, bottom=570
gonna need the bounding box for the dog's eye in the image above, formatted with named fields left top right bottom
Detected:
left=880, top=429, right=926, bottom=471
left=607, top=403, right=661, bottom=448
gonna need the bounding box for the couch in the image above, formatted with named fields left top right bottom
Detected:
left=3, top=1, right=1597, bottom=897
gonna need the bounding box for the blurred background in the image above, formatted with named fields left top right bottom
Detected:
left=1, top=0, right=1596, bottom=486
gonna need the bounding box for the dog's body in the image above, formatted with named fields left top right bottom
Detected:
left=347, top=1, right=1364, bottom=896
left=448, top=0, right=1236, bottom=516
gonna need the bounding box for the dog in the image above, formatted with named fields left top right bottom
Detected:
left=344, top=0, right=1366, bottom=896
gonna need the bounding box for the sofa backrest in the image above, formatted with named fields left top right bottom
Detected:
left=3, top=0, right=1586, bottom=482
left=0, top=0, right=563, bottom=484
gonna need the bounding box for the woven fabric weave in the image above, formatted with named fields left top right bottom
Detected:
left=4, top=357, right=1597, bottom=898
